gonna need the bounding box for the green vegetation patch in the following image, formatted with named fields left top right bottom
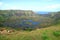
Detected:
left=41, top=32, right=50, bottom=40
left=53, top=31, right=60, bottom=37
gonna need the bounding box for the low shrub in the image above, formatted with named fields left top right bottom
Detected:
left=42, top=33, right=49, bottom=40
left=53, top=31, right=60, bottom=37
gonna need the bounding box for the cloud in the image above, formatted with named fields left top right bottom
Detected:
left=34, top=4, right=60, bottom=11
left=7, top=7, right=18, bottom=10
left=42, top=0, right=54, bottom=2
left=0, top=2, right=3, bottom=6
left=46, top=4, right=60, bottom=9
left=3, top=5, right=19, bottom=10
left=45, top=0, right=53, bottom=1
left=43, top=4, right=60, bottom=11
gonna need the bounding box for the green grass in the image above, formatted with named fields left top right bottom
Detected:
left=53, top=31, right=60, bottom=37
left=0, top=25, right=60, bottom=40
left=41, top=32, right=50, bottom=40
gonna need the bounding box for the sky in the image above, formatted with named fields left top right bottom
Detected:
left=0, top=0, right=60, bottom=12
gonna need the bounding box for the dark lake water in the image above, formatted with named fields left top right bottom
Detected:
left=20, top=20, right=40, bottom=26
left=3, top=20, right=40, bottom=28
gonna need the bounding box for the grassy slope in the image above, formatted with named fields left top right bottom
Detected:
left=0, top=25, right=60, bottom=40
